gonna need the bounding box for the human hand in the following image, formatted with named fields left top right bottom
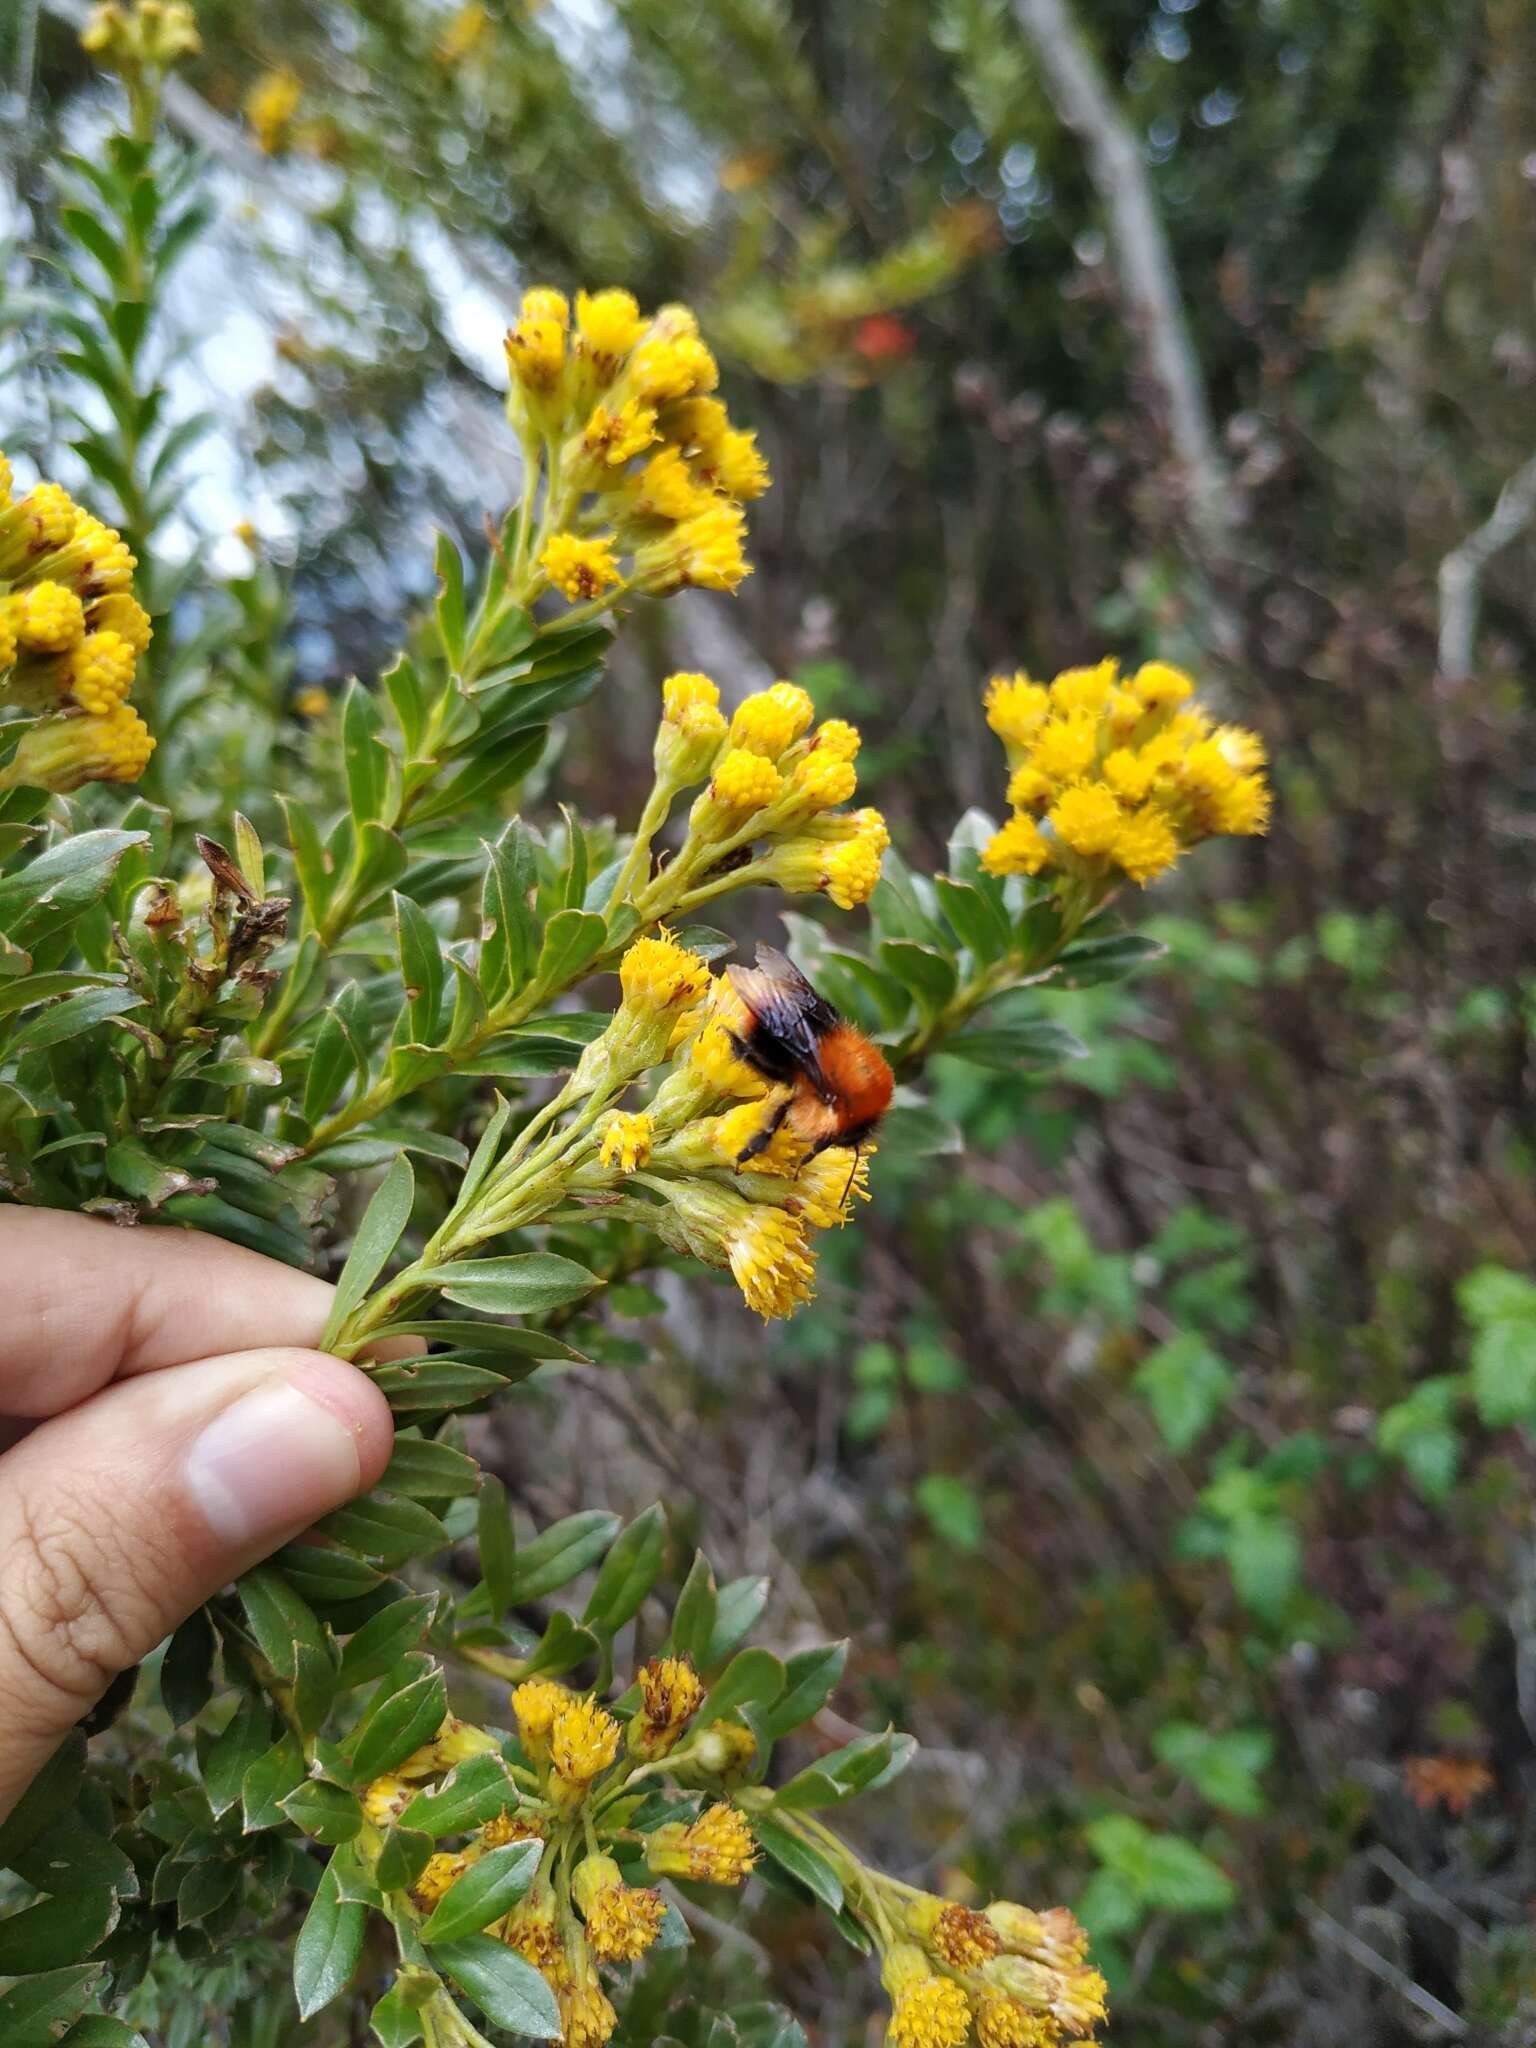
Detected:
left=0, top=1208, right=393, bottom=1819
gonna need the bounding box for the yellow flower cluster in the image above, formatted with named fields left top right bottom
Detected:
left=80, top=0, right=200, bottom=70
left=0, top=460, right=155, bottom=793
left=646, top=670, right=889, bottom=914
left=644, top=1802, right=757, bottom=1884
left=245, top=68, right=303, bottom=154
left=632, top=1655, right=706, bottom=1758
left=980, top=658, right=1270, bottom=888
left=875, top=1889, right=1105, bottom=2048
left=586, top=957, right=874, bottom=1319
left=572, top=1853, right=666, bottom=1963
left=505, top=287, right=767, bottom=606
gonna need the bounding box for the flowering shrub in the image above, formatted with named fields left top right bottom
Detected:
left=0, top=9, right=1272, bottom=2043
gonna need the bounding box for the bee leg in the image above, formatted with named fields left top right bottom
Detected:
left=735, top=1092, right=792, bottom=1166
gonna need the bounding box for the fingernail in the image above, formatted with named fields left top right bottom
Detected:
left=185, top=1381, right=363, bottom=1546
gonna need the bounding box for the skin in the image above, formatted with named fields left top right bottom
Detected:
left=0, top=1210, right=394, bottom=1820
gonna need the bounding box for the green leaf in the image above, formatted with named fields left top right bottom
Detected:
left=509, top=1510, right=620, bottom=1604
left=1152, top=1723, right=1272, bottom=1817
left=401, top=1755, right=522, bottom=1839
left=1470, top=1314, right=1536, bottom=1428
left=1458, top=1263, right=1536, bottom=1326
left=0, top=830, right=147, bottom=950
left=280, top=1781, right=364, bottom=1845
left=325, top=1152, right=416, bottom=1344
left=239, top=1566, right=329, bottom=1682
left=773, top=1728, right=913, bottom=1811
left=293, top=1855, right=367, bottom=2020
left=914, top=1472, right=983, bottom=1552
left=59, top=2020, right=151, bottom=2048
left=241, top=1734, right=308, bottom=1830
left=376, top=1827, right=434, bottom=1894
left=939, top=1017, right=1087, bottom=1072
left=383, top=1435, right=480, bottom=1501
left=1085, top=1814, right=1236, bottom=1913
left=202, top=1694, right=275, bottom=1818
left=480, top=825, right=539, bottom=1001
left=159, top=1606, right=215, bottom=1726
left=396, top=891, right=446, bottom=1042
left=878, top=939, right=957, bottom=1027
left=435, top=1253, right=597, bottom=1316
left=531, top=908, right=608, bottom=993
left=699, top=1648, right=785, bottom=1727
left=669, top=1552, right=717, bottom=1667
left=764, top=1642, right=847, bottom=1741
left=477, top=1475, right=519, bottom=1623
left=1226, top=1513, right=1300, bottom=1620
left=1134, top=1334, right=1235, bottom=1454
left=348, top=1663, right=448, bottom=1784
left=282, top=800, right=333, bottom=922
left=12, top=1826, right=136, bottom=1902
left=7, top=984, right=143, bottom=1054
left=751, top=1816, right=843, bottom=1912
left=1378, top=1377, right=1463, bottom=1502
left=337, top=1592, right=436, bottom=1690
left=342, top=680, right=391, bottom=826
left=582, top=1503, right=667, bottom=1636
left=934, top=876, right=1012, bottom=964
left=705, top=1575, right=769, bottom=1666
left=0, top=1966, right=102, bottom=2041
left=434, top=1933, right=562, bottom=2037
left=0, top=1887, right=118, bottom=1971
left=435, top=533, right=468, bottom=668
left=177, top=1858, right=239, bottom=1927
left=275, top=1543, right=386, bottom=1605
left=369, top=1360, right=514, bottom=1412
left=421, top=1839, right=542, bottom=1943
left=370, top=1984, right=426, bottom=2047
left=317, top=1490, right=450, bottom=1568
left=0, top=1728, right=85, bottom=1875
left=1051, top=932, right=1165, bottom=988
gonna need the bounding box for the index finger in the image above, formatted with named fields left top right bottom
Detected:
left=0, top=1209, right=337, bottom=1418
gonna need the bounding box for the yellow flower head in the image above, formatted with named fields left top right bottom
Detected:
left=1030, top=714, right=1100, bottom=785
left=985, top=672, right=1051, bottom=750
left=1130, top=659, right=1194, bottom=714
left=707, top=1096, right=806, bottom=1177
left=1210, top=772, right=1271, bottom=836
left=411, top=1850, right=472, bottom=1909
left=619, top=931, right=711, bottom=1015
left=549, top=1694, right=621, bottom=1787
left=1214, top=722, right=1267, bottom=773
left=437, top=1, right=490, bottom=63
left=583, top=397, right=660, bottom=468
left=294, top=685, right=331, bottom=719
left=502, top=1885, right=562, bottom=1970
left=788, top=750, right=859, bottom=813
left=0, top=452, right=12, bottom=507
left=1006, top=763, right=1055, bottom=811
left=539, top=532, right=622, bottom=601
left=634, top=1654, right=705, bottom=1756
left=1047, top=782, right=1123, bottom=860
left=1100, top=746, right=1156, bottom=805
left=883, top=1944, right=973, bottom=2048
left=645, top=1802, right=756, bottom=1884
left=663, top=670, right=719, bottom=721
left=708, top=747, right=783, bottom=815
left=730, top=681, right=814, bottom=759
left=811, top=717, right=862, bottom=763
left=575, top=288, right=645, bottom=378
left=822, top=833, right=885, bottom=910
left=976, top=1997, right=1053, bottom=2048
left=1049, top=658, right=1118, bottom=716
left=506, top=290, right=568, bottom=401
left=61, top=629, right=138, bottom=715
left=12, top=581, right=84, bottom=655
left=929, top=1902, right=1003, bottom=1969
left=86, top=591, right=151, bottom=655
left=984, top=1903, right=1090, bottom=1968
left=67, top=513, right=136, bottom=594
left=511, top=1678, right=570, bottom=1758
left=18, top=482, right=79, bottom=552
left=360, top=1774, right=413, bottom=1828
left=559, top=1972, right=619, bottom=2048
left=396, top=1713, right=498, bottom=1779
left=629, top=309, right=719, bottom=405
left=982, top=814, right=1049, bottom=878
left=710, top=427, right=771, bottom=501
left=726, top=1203, right=817, bottom=1319
left=1111, top=804, right=1180, bottom=883
left=687, top=1015, right=769, bottom=1102
left=1, top=705, right=154, bottom=793
left=245, top=68, right=303, bottom=154
left=630, top=445, right=712, bottom=523
left=632, top=500, right=750, bottom=595
left=573, top=1854, right=666, bottom=1961
left=481, top=1809, right=543, bottom=1849
left=599, top=1110, right=654, bottom=1173
left=791, top=1143, right=874, bottom=1230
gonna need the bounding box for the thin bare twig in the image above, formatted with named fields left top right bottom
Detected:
left=1008, top=0, right=1231, bottom=557
left=1302, top=1903, right=1468, bottom=2037
left=1437, top=448, right=1536, bottom=682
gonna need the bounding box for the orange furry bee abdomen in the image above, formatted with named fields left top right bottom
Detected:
left=726, top=945, right=894, bottom=1163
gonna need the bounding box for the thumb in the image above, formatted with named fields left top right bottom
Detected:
left=0, top=1348, right=392, bottom=1818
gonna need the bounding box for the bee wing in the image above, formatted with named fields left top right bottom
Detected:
left=728, top=945, right=839, bottom=1085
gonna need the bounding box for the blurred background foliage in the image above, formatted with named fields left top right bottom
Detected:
left=4, top=0, right=1536, bottom=2040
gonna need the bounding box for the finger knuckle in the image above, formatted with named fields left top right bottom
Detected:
left=0, top=1485, right=169, bottom=1719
